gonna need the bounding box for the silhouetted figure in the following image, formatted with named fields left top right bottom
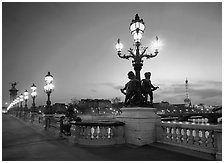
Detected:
left=120, top=71, right=142, bottom=106
left=61, top=105, right=82, bottom=136
left=141, top=72, right=159, bottom=105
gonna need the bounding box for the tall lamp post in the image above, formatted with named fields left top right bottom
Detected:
left=115, top=14, right=161, bottom=81
left=24, top=90, right=29, bottom=109
left=31, top=83, right=37, bottom=108
left=19, top=94, right=24, bottom=117
left=44, top=72, right=54, bottom=113
left=19, top=94, right=24, bottom=108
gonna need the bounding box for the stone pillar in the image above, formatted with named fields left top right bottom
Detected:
left=116, top=107, right=161, bottom=146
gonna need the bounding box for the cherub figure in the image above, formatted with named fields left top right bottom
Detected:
left=120, top=71, right=142, bottom=106
left=141, top=72, right=159, bottom=104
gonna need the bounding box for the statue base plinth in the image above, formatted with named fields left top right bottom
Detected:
left=116, top=107, right=161, bottom=146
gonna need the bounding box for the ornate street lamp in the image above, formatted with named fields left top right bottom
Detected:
left=31, top=83, right=37, bottom=108
left=44, top=72, right=54, bottom=110
left=115, top=14, right=161, bottom=81
left=19, top=94, right=24, bottom=108
left=24, top=90, right=29, bottom=109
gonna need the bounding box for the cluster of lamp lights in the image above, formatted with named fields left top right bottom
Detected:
left=7, top=72, right=54, bottom=111
left=115, top=14, right=162, bottom=81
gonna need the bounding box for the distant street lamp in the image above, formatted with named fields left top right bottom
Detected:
left=19, top=94, right=24, bottom=108
left=24, top=90, right=29, bottom=109
left=115, top=14, right=161, bottom=81
left=31, top=83, right=37, bottom=108
left=44, top=72, right=54, bottom=110
left=16, top=96, right=20, bottom=108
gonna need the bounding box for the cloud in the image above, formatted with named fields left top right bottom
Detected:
left=191, top=80, right=222, bottom=89
left=191, top=88, right=221, bottom=99
left=102, top=82, right=123, bottom=90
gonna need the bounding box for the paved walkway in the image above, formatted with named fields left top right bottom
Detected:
left=2, top=114, right=208, bottom=161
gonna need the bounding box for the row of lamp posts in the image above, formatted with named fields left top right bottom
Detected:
left=7, top=72, right=54, bottom=114
left=8, top=14, right=160, bottom=112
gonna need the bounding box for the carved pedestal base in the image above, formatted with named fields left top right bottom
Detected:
left=116, top=107, right=161, bottom=146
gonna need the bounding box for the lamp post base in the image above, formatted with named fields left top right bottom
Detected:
left=116, top=107, right=161, bottom=146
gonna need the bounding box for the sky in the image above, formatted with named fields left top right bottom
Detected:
left=2, top=2, right=222, bottom=107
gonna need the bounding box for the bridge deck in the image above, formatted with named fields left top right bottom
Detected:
left=2, top=114, right=210, bottom=161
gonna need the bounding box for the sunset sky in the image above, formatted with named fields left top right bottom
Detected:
left=2, top=2, right=222, bottom=107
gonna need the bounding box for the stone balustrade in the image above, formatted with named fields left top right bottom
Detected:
left=8, top=110, right=222, bottom=160
left=156, top=121, right=222, bottom=160
left=70, top=120, right=125, bottom=146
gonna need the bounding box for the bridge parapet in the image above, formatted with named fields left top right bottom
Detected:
left=69, top=121, right=125, bottom=146
left=156, top=121, right=222, bottom=160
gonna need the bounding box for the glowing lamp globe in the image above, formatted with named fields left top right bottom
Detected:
left=116, top=39, right=123, bottom=52
left=130, top=14, right=145, bottom=43
left=45, top=72, right=53, bottom=84
left=24, top=90, right=29, bottom=97
left=19, top=94, right=24, bottom=102
left=151, top=36, right=161, bottom=52
left=31, top=83, right=37, bottom=92
left=31, top=91, right=37, bottom=97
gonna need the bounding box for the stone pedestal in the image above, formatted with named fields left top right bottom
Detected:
left=116, top=107, right=161, bottom=146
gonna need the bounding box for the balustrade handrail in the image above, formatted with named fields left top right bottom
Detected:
left=161, top=121, right=221, bottom=130
left=73, top=120, right=125, bottom=127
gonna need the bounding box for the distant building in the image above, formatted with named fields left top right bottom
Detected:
left=52, top=103, right=68, bottom=113
left=78, top=99, right=112, bottom=114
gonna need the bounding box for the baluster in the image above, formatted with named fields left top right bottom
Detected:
left=176, top=128, right=181, bottom=143
left=107, top=127, right=112, bottom=139
left=105, top=127, right=109, bottom=139
left=187, top=129, right=194, bottom=145
left=193, top=129, right=200, bottom=146
left=93, top=126, right=97, bottom=139
left=79, top=126, right=84, bottom=137
left=166, top=127, right=172, bottom=142
left=81, top=126, right=85, bottom=137
left=96, top=126, right=100, bottom=139
left=101, top=126, right=107, bottom=139
left=171, top=127, right=177, bottom=142
left=207, top=130, right=214, bottom=148
left=98, top=126, right=103, bottom=139
left=90, top=126, right=95, bottom=139
left=84, top=126, right=90, bottom=139
left=200, top=130, right=206, bottom=148
left=182, top=128, right=187, bottom=144
left=109, top=126, right=114, bottom=138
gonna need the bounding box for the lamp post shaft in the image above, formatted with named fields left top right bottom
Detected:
left=133, top=43, right=142, bottom=81
left=133, top=63, right=142, bottom=81
left=32, top=96, right=36, bottom=107
left=46, top=93, right=51, bottom=107
left=25, top=99, right=28, bottom=108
